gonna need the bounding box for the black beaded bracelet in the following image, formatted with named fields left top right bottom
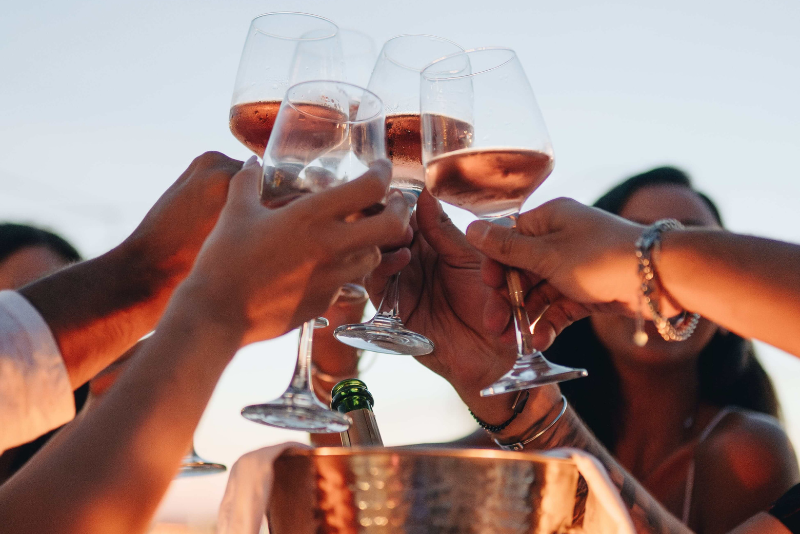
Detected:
left=469, top=390, right=530, bottom=433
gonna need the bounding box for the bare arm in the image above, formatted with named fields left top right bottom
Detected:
left=657, top=230, right=800, bottom=357
left=0, top=159, right=411, bottom=534
left=465, top=198, right=800, bottom=359
left=18, top=152, right=243, bottom=389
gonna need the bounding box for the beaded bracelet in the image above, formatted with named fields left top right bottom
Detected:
left=634, top=219, right=700, bottom=346
left=469, top=390, right=530, bottom=433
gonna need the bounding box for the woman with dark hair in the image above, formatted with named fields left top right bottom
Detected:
left=0, top=223, right=89, bottom=484
left=438, top=167, right=796, bottom=533
left=544, top=167, right=796, bottom=533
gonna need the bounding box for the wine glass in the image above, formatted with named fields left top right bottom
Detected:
left=339, top=28, right=378, bottom=87
left=241, top=80, right=387, bottom=432
left=178, top=445, right=226, bottom=477
left=420, top=48, right=588, bottom=396
left=228, top=12, right=365, bottom=307
left=229, top=12, right=344, bottom=157
left=334, top=35, right=465, bottom=356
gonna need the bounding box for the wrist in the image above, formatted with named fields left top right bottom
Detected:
left=458, top=383, right=562, bottom=441
left=169, top=275, right=250, bottom=341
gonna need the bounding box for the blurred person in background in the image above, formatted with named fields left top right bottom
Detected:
left=452, top=168, right=798, bottom=533
left=365, top=173, right=800, bottom=533
left=0, top=224, right=90, bottom=484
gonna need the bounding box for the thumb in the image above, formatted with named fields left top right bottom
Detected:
left=466, top=220, right=543, bottom=271
left=417, top=189, right=475, bottom=262
left=227, top=156, right=262, bottom=207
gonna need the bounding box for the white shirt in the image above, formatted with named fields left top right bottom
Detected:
left=0, top=290, right=74, bottom=454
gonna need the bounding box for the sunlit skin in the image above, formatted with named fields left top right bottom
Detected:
left=457, top=192, right=800, bottom=534
left=587, top=184, right=798, bottom=534
left=0, top=157, right=412, bottom=534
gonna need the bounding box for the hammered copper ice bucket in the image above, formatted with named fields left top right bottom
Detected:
left=268, top=447, right=579, bottom=534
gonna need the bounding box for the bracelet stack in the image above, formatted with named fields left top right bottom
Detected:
left=493, top=395, right=568, bottom=452
left=634, top=219, right=700, bottom=346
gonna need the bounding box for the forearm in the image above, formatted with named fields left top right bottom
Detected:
left=19, top=243, right=178, bottom=389
left=659, top=230, right=800, bottom=356
left=0, top=284, right=244, bottom=534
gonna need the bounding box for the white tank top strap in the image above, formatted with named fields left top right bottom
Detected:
left=681, top=407, right=736, bottom=525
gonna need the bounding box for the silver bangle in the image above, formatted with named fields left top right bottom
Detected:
left=494, top=395, right=568, bottom=452
left=634, top=219, right=700, bottom=346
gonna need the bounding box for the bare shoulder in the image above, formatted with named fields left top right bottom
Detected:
left=692, top=408, right=800, bottom=534
left=698, top=409, right=797, bottom=480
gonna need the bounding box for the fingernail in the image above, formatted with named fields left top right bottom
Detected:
left=244, top=155, right=259, bottom=168
left=467, top=220, right=491, bottom=244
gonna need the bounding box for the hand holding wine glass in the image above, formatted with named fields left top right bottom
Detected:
left=240, top=81, right=411, bottom=432
left=421, top=48, right=587, bottom=396
left=334, top=34, right=469, bottom=356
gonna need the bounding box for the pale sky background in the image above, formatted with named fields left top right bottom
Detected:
left=2, top=0, right=800, bottom=530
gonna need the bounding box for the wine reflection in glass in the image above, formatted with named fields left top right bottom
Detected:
left=229, top=12, right=344, bottom=157
left=241, top=81, right=387, bottom=432
left=334, top=34, right=467, bottom=356
left=228, top=12, right=358, bottom=316
left=420, top=48, right=588, bottom=395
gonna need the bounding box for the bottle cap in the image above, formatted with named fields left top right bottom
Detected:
left=331, top=378, right=375, bottom=414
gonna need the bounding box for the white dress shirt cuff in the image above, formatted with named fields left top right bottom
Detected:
left=0, top=290, right=75, bottom=453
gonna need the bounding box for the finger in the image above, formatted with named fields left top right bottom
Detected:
left=524, top=281, right=564, bottom=324
left=372, top=248, right=411, bottom=279
left=466, top=219, right=544, bottom=272
left=226, top=156, right=262, bottom=208
left=481, top=257, right=507, bottom=289
left=484, top=288, right=512, bottom=335
left=182, top=151, right=244, bottom=190
left=416, top=189, right=478, bottom=264
left=530, top=299, right=591, bottom=350
left=380, top=223, right=413, bottom=253
left=328, top=246, right=383, bottom=286
left=306, top=159, right=392, bottom=219
left=334, top=189, right=411, bottom=252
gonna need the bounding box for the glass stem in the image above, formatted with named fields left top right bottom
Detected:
left=506, top=268, right=537, bottom=357
left=374, top=272, right=401, bottom=320
left=289, top=320, right=315, bottom=391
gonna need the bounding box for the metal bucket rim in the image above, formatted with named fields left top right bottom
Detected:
left=278, top=446, right=575, bottom=466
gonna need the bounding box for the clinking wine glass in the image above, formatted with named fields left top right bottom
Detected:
left=228, top=12, right=362, bottom=307
left=420, top=48, right=588, bottom=396
left=241, top=80, right=387, bottom=432
left=229, top=12, right=344, bottom=157
left=334, top=34, right=466, bottom=356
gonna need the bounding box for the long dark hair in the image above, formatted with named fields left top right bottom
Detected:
left=544, top=167, right=780, bottom=450
left=0, top=223, right=88, bottom=482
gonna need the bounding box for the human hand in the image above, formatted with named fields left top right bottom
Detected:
left=366, top=189, right=517, bottom=396
left=119, top=152, right=244, bottom=295
left=183, top=158, right=411, bottom=344
left=465, top=198, right=644, bottom=348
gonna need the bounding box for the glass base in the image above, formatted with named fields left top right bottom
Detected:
left=480, top=352, right=587, bottom=396
left=177, top=452, right=226, bottom=478
left=241, top=390, right=350, bottom=433
left=333, top=316, right=434, bottom=356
